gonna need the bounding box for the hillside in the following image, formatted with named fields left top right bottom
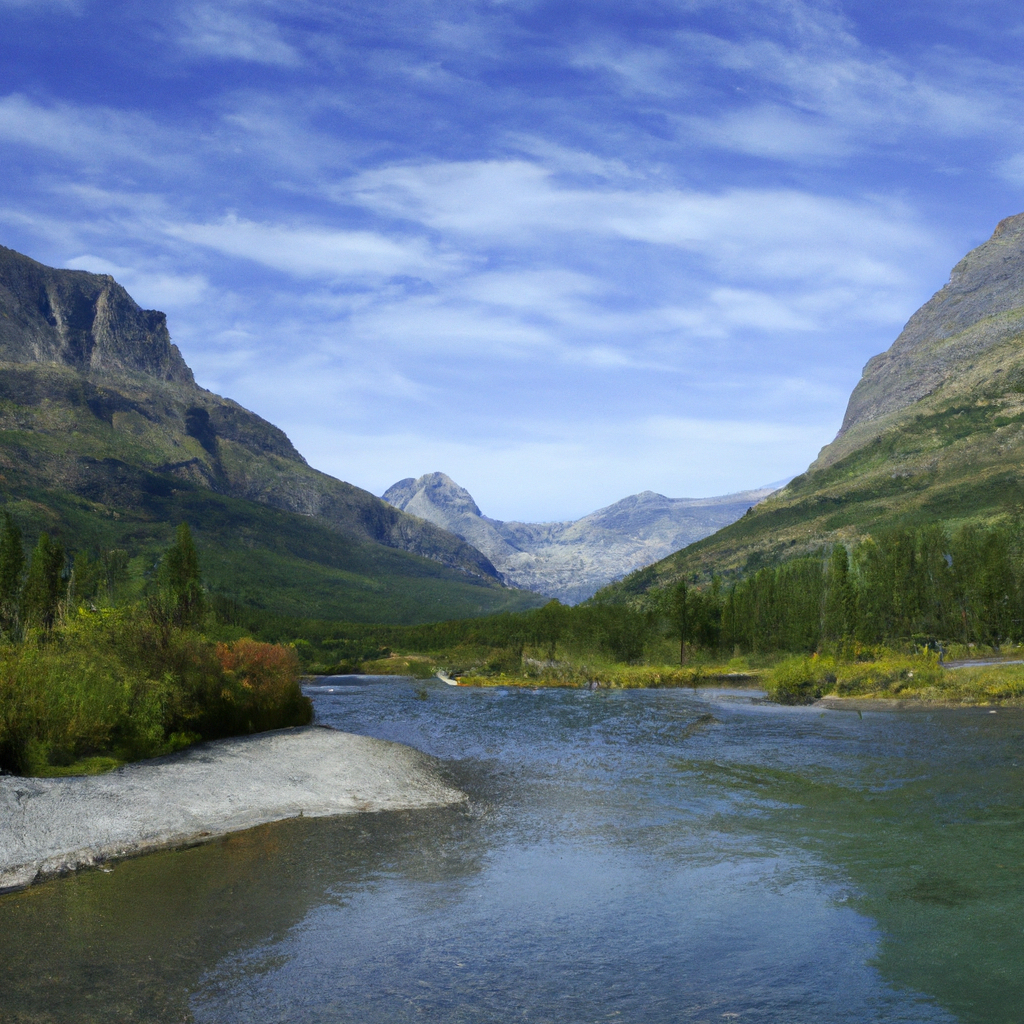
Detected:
left=384, top=472, right=777, bottom=602
left=0, top=245, right=544, bottom=622
left=597, top=211, right=1024, bottom=601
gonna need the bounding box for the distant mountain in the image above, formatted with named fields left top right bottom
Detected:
left=597, top=210, right=1024, bottom=601
left=0, top=245, right=544, bottom=623
left=383, top=472, right=778, bottom=602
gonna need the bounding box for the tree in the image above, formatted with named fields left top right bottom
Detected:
left=163, top=523, right=206, bottom=627
left=0, top=512, right=24, bottom=638
left=822, top=544, right=854, bottom=642
left=21, top=533, right=66, bottom=632
left=669, top=580, right=689, bottom=665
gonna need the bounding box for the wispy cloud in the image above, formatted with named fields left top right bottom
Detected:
left=164, top=214, right=461, bottom=280
left=176, top=2, right=302, bottom=66
left=0, top=94, right=169, bottom=166
left=350, top=158, right=933, bottom=289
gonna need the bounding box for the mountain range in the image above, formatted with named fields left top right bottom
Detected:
left=383, top=472, right=778, bottom=603
left=599, top=211, right=1024, bottom=601
left=0, top=244, right=544, bottom=623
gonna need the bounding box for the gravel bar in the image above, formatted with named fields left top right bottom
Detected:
left=0, top=726, right=465, bottom=893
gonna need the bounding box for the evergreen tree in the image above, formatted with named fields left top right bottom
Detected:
left=0, top=512, right=24, bottom=638
left=822, top=544, right=854, bottom=641
left=163, top=523, right=205, bottom=627
left=21, top=533, right=66, bottom=632
left=669, top=580, right=689, bottom=665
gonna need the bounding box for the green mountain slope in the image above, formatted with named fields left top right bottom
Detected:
left=599, top=212, right=1024, bottom=600
left=0, top=245, right=544, bottom=622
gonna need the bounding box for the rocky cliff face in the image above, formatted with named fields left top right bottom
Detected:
left=0, top=247, right=503, bottom=584
left=384, top=472, right=777, bottom=602
left=823, top=212, right=1024, bottom=465
left=0, top=246, right=194, bottom=384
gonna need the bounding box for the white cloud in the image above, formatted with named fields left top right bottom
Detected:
left=683, top=104, right=854, bottom=162
left=176, top=3, right=302, bottom=66
left=350, top=158, right=933, bottom=287
left=575, top=8, right=1017, bottom=164
left=64, top=254, right=210, bottom=308
left=0, top=94, right=167, bottom=165
left=164, top=214, right=461, bottom=280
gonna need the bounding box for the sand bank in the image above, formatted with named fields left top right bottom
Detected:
left=0, top=726, right=465, bottom=893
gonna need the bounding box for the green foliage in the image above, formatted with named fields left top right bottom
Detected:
left=0, top=608, right=313, bottom=775
left=0, top=512, right=23, bottom=639
left=759, top=651, right=1024, bottom=706
left=162, top=523, right=206, bottom=627
left=0, top=511, right=312, bottom=776
left=21, top=533, right=66, bottom=632
left=764, top=656, right=834, bottom=705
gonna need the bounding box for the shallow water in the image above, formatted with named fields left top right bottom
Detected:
left=2, top=679, right=1023, bottom=1023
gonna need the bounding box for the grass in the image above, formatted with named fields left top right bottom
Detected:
left=458, top=662, right=759, bottom=688
left=764, top=650, right=1024, bottom=705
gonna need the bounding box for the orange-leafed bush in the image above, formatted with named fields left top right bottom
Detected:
left=214, top=638, right=312, bottom=734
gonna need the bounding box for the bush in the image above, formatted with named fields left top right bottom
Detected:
left=765, top=656, right=834, bottom=705
left=0, top=610, right=312, bottom=776
left=214, top=638, right=312, bottom=734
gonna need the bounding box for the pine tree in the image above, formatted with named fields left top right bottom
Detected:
left=0, top=512, right=24, bottom=638
left=822, top=544, right=854, bottom=641
left=21, top=533, right=66, bottom=632
left=669, top=580, right=689, bottom=665
left=163, top=523, right=205, bottom=627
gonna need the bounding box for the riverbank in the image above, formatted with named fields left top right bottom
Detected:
left=0, top=726, right=465, bottom=893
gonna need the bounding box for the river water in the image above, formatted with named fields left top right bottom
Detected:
left=1, top=679, right=1023, bottom=1023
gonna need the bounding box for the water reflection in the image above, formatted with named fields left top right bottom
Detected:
left=1, top=679, right=1021, bottom=1023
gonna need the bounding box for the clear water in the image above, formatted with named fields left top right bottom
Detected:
left=2, top=678, right=1023, bottom=1023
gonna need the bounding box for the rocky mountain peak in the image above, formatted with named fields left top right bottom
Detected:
left=383, top=472, right=484, bottom=521
left=0, top=245, right=193, bottom=384
left=836, top=212, right=1024, bottom=441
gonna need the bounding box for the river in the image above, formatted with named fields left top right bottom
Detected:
left=1, top=679, right=1022, bottom=1023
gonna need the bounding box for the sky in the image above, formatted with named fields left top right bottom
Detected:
left=1, top=1, right=1023, bottom=522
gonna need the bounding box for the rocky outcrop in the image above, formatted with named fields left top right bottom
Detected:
left=0, top=245, right=193, bottom=384
left=834, top=213, right=1024, bottom=450
left=384, top=472, right=777, bottom=602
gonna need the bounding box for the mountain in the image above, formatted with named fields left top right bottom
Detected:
left=597, top=211, right=1024, bottom=600
left=383, top=472, right=778, bottom=602
left=0, top=245, right=545, bottom=622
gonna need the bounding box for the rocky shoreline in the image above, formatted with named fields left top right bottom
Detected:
left=0, top=726, right=465, bottom=893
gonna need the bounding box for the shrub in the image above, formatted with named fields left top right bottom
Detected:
left=214, top=638, right=312, bottom=735
left=0, top=612, right=312, bottom=775
left=765, top=656, right=835, bottom=705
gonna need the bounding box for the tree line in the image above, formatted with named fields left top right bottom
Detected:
left=694, top=521, right=1024, bottom=654
left=0, top=515, right=205, bottom=641
left=289, top=520, right=1024, bottom=665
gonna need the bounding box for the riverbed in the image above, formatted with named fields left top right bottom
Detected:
left=1, top=678, right=1022, bottom=1023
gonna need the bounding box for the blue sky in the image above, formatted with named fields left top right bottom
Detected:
left=1, top=0, right=1022, bottom=521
